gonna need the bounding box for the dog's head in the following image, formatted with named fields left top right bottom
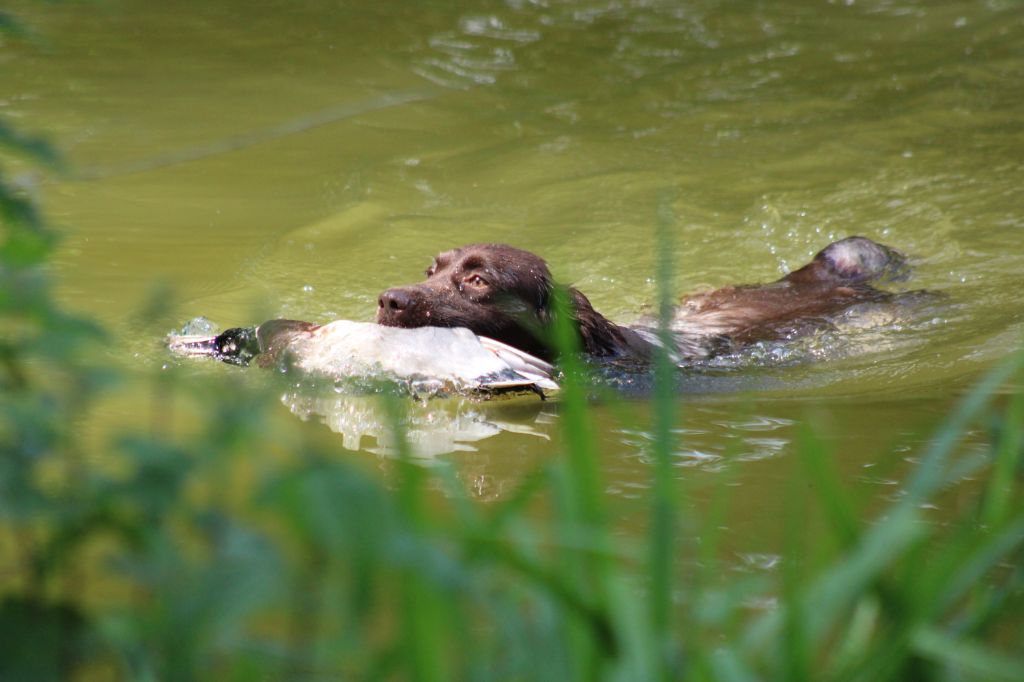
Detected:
left=377, top=243, right=556, bottom=359
left=378, top=243, right=648, bottom=361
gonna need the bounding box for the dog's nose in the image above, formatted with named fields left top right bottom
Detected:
left=378, top=288, right=414, bottom=312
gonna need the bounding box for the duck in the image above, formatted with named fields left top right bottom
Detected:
left=168, top=318, right=558, bottom=399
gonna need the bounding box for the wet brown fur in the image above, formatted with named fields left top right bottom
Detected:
left=376, top=238, right=905, bottom=363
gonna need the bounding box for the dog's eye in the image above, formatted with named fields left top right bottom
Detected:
left=463, top=274, right=487, bottom=287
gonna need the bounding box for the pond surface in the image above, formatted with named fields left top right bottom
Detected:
left=4, top=0, right=1023, bottom=555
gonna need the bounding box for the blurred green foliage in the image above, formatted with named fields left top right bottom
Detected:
left=1, top=12, right=1022, bottom=681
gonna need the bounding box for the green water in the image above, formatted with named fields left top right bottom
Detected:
left=4, top=0, right=1023, bottom=546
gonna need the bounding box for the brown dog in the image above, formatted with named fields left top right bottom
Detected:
left=377, top=237, right=909, bottom=363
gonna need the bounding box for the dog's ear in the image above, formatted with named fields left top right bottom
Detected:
left=532, top=269, right=553, bottom=316
left=571, top=289, right=618, bottom=357
left=567, top=287, right=634, bottom=357
left=533, top=283, right=635, bottom=358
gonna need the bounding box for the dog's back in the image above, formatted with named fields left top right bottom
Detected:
left=672, top=237, right=908, bottom=357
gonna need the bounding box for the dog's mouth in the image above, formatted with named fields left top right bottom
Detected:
left=377, top=306, right=431, bottom=327
left=377, top=293, right=459, bottom=330
left=376, top=306, right=409, bottom=327
left=377, top=303, right=482, bottom=331
left=376, top=285, right=490, bottom=329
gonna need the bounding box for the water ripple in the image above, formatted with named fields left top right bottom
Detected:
left=413, top=14, right=540, bottom=89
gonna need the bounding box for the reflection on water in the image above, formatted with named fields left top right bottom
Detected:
left=617, top=409, right=796, bottom=472
left=285, top=390, right=556, bottom=458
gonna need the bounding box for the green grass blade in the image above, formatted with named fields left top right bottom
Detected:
left=0, top=119, right=61, bottom=168
left=932, top=516, right=1024, bottom=619
left=797, top=421, right=860, bottom=551
left=709, top=647, right=760, bottom=682
left=981, top=389, right=1023, bottom=527
left=549, top=283, right=605, bottom=528
left=904, top=350, right=1024, bottom=504
left=743, top=501, right=925, bottom=656
left=649, top=192, right=679, bottom=678
left=829, top=596, right=881, bottom=675
left=912, top=626, right=1024, bottom=681
left=780, top=459, right=810, bottom=682
left=0, top=11, right=30, bottom=40
left=547, top=283, right=616, bottom=677
left=382, top=394, right=447, bottom=682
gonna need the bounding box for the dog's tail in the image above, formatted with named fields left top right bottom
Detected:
left=168, top=320, right=318, bottom=366
left=785, top=236, right=910, bottom=286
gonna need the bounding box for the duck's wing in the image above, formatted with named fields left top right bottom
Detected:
left=477, top=336, right=559, bottom=391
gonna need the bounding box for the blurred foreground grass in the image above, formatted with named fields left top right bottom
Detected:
left=2, top=35, right=1023, bottom=682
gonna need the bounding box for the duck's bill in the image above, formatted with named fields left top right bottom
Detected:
left=167, top=334, right=220, bottom=357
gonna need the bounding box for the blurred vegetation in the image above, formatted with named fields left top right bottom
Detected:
left=2, top=12, right=1023, bottom=682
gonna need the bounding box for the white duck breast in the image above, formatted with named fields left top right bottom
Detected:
left=288, top=321, right=557, bottom=393
left=170, top=319, right=558, bottom=397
